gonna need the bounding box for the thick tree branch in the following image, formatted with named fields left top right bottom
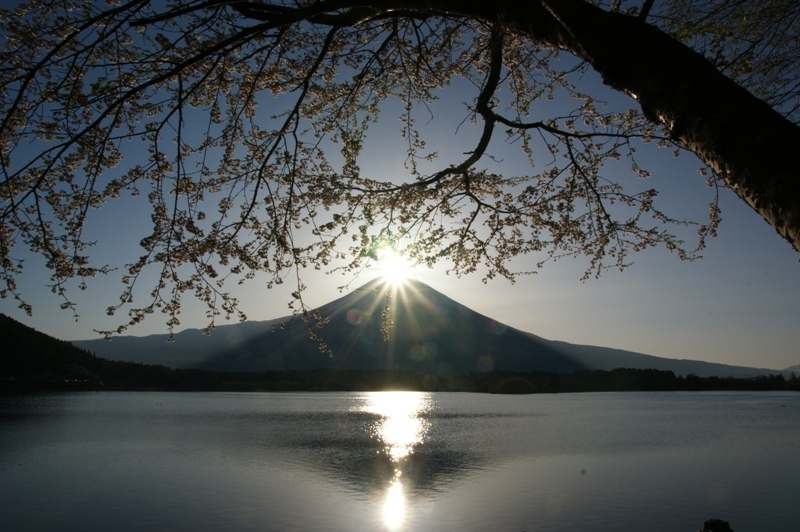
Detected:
left=499, top=0, right=800, bottom=251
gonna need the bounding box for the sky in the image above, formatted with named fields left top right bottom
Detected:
left=2, top=4, right=799, bottom=372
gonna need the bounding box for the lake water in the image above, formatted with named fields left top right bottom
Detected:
left=1, top=391, right=798, bottom=531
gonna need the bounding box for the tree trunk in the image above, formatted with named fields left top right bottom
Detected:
left=490, top=0, right=800, bottom=252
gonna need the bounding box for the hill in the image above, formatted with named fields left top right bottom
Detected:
left=1, top=313, right=104, bottom=390
left=546, top=339, right=786, bottom=379
left=75, top=317, right=284, bottom=369
left=783, top=364, right=800, bottom=374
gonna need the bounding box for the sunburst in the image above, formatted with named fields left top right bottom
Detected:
left=376, top=246, right=413, bottom=286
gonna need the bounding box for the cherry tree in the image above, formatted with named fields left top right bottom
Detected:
left=1, top=0, right=798, bottom=334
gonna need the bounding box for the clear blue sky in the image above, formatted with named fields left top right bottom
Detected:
left=2, top=8, right=798, bottom=371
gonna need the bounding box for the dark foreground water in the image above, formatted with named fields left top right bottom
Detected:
left=1, top=391, right=798, bottom=531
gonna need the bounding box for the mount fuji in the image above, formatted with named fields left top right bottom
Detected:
left=75, top=278, right=789, bottom=378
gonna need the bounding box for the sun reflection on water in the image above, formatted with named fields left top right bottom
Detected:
left=360, top=391, right=432, bottom=530
left=383, top=478, right=405, bottom=529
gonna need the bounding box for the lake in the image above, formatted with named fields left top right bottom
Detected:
left=1, top=391, right=798, bottom=531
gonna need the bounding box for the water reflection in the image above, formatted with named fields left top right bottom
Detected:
left=358, top=391, right=431, bottom=529
left=5, top=392, right=797, bottom=531
left=383, top=479, right=405, bottom=529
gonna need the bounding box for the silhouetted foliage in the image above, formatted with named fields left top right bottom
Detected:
left=1, top=1, right=799, bottom=335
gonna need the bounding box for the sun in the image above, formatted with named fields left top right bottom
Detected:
left=376, top=247, right=413, bottom=286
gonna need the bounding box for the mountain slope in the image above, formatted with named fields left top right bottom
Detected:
left=76, top=318, right=283, bottom=368
left=547, top=339, right=783, bottom=379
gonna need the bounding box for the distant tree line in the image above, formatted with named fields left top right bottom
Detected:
left=473, top=368, right=797, bottom=394
left=5, top=356, right=799, bottom=394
